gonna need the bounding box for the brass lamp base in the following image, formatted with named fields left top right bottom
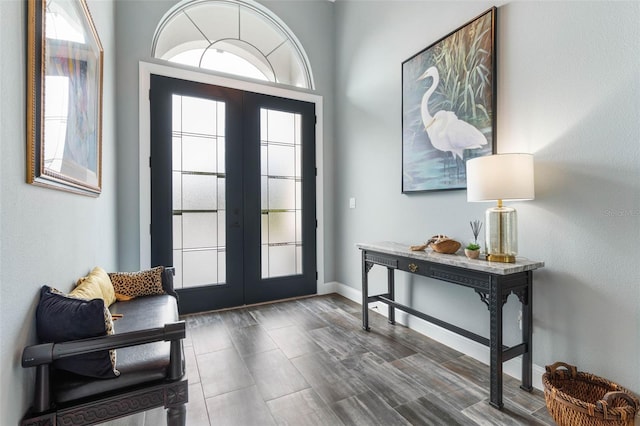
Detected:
left=484, top=201, right=518, bottom=264
left=486, top=253, right=516, bottom=263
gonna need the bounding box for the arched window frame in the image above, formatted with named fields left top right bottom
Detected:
left=151, top=0, right=315, bottom=90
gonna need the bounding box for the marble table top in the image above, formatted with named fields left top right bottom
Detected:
left=356, top=241, right=544, bottom=275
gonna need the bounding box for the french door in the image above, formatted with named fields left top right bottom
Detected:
left=150, top=75, right=316, bottom=314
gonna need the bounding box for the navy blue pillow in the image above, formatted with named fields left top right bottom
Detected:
left=36, top=286, right=119, bottom=379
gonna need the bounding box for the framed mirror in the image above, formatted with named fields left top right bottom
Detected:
left=27, top=0, right=103, bottom=196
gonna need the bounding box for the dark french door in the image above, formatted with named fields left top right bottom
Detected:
left=150, top=75, right=316, bottom=314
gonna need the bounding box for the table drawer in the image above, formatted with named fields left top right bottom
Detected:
left=396, top=257, right=430, bottom=276
left=397, top=258, right=490, bottom=291
left=364, top=252, right=398, bottom=269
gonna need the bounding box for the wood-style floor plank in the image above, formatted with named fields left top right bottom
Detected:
left=292, top=350, right=371, bottom=405
left=205, top=385, right=277, bottom=426
left=266, top=387, right=345, bottom=426
left=228, top=323, right=278, bottom=357
left=266, top=324, right=323, bottom=359
left=220, top=307, right=259, bottom=330
left=462, top=399, right=554, bottom=426
left=331, top=390, right=411, bottom=426
left=249, top=303, right=295, bottom=330
left=185, top=382, right=212, bottom=426
left=395, top=394, right=478, bottom=426
left=341, top=352, right=431, bottom=408
left=184, top=344, right=200, bottom=384
left=186, top=313, right=234, bottom=355
left=244, top=348, right=311, bottom=401
left=197, top=347, right=255, bottom=398
left=307, top=325, right=369, bottom=360
left=391, top=353, right=488, bottom=411
left=102, top=294, right=554, bottom=426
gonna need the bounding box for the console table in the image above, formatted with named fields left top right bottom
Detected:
left=357, top=241, right=544, bottom=409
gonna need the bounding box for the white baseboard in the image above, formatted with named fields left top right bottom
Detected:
left=317, top=281, right=339, bottom=295
left=330, top=281, right=544, bottom=391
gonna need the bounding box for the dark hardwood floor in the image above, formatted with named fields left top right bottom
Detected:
left=106, top=294, right=554, bottom=425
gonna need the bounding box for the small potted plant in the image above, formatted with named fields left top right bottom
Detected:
left=465, top=220, right=482, bottom=259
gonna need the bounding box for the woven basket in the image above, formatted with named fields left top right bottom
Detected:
left=543, top=362, right=639, bottom=426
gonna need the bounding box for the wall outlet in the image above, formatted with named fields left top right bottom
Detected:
left=349, top=197, right=356, bottom=209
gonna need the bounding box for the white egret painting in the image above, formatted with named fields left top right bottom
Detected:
left=402, top=7, right=496, bottom=193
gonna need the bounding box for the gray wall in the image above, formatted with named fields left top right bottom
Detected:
left=2, top=0, right=639, bottom=421
left=114, top=0, right=336, bottom=282
left=0, top=0, right=118, bottom=423
left=334, top=0, right=640, bottom=393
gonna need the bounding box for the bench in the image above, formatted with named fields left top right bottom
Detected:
left=20, top=267, right=188, bottom=426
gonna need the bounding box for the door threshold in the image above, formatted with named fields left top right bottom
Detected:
left=179, top=293, right=319, bottom=317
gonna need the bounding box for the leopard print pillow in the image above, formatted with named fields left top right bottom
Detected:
left=108, top=266, right=165, bottom=298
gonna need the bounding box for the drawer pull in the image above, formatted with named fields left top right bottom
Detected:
left=408, top=263, right=418, bottom=273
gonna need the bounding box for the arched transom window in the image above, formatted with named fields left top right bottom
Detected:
left=152, top=0, right=315, bottom=89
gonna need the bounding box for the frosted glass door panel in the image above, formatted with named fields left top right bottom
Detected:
left=182, top=135, right=217, bottom=172
left=268, top=212, right=295, bottom=244
left=172, top=137, right=182, bottom=169
left=217, top=138, right=226, bottom=173
left=182, top=174, right=217, bottom=210
left=173, top=216, right=182, bottom=249
left=182, top=97, right=217, bottom=135
left=268, top=179, right=296, bottom=210
left=261, top=109, right=295, bottom=143
left=172, top=94, right=226, bottom=288
left=183, top=212, right=218, bottom=249
left=261, top=108, right=303, bottom=279
left=268, top=245, right=296, bottom=278
left=183, top=250, right=217, bottom=288
left=172, top=171, right=182, bottom=211
left=268, top=144, right=295, bottom=177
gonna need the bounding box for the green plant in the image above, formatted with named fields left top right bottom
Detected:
left=466, top=242, right=481, bottom=251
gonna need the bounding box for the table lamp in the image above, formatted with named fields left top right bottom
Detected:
left=466, top=153, right=535, bottom=263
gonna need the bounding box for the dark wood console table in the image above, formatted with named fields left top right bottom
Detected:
left=357, top=241, right=544, bottom=409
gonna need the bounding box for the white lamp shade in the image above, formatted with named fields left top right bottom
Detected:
left=466, top=153, right=535, bottom=202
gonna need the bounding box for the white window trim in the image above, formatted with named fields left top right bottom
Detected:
left=138, top=61, right=325, bottom=289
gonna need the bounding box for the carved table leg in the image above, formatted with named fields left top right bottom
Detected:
left=521, top=271, right=533, bottom=392
left=387, top=267, right=395, bottom=325
left=489, top=276, right=504, bottom=409
left=362, top=251, right=370, bottom=331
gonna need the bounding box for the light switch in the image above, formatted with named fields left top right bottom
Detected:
left=349, top=197, right=356, bottom=209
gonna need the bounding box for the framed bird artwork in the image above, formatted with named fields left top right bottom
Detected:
left=402, top=7, right=496, bottom=193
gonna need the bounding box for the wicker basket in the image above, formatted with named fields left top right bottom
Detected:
left=543, top=362, right=639, bottom=426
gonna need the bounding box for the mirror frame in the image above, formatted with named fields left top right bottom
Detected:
left=27, top=0, right=103, bottom=196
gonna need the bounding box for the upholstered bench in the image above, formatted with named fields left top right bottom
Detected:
left=20, top=267, right=188, bottom=426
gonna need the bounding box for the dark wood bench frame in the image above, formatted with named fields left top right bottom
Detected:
left=21, top=279, right=188, bottom=426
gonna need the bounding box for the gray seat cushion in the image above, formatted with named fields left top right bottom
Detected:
left=52, top=295, right=179, bottom=404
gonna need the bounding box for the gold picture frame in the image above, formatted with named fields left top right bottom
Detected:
left=27, top=0, right=103, bottom=196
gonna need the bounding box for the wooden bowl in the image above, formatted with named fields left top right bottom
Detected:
left=429, top=238, right=461, bottom=254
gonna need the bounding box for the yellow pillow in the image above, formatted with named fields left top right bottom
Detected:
left=114, top=293, right=136, bottom=302
left=71, top=266, right=117, bottom=306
